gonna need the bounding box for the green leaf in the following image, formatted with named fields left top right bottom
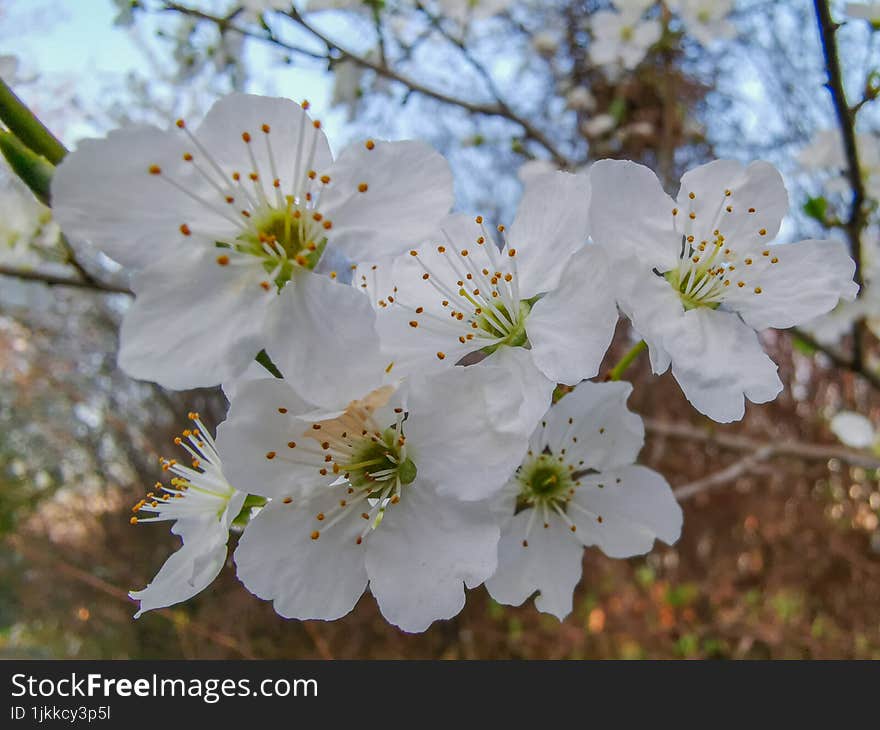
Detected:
left=803, top=196, right=828, bottom=224
left=0, top=131, right=54, bottom=205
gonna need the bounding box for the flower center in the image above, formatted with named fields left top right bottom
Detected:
left=516, top=453, right=574, bottom=512
left=130, top=412, right=237, bottom=526
left=228, top=204, right=328, bottom=288
left=341, top=426, right=418, bottom=492
left=385, top=217, right=535, bottom=363
left=663, top=232, right=731, bottom=310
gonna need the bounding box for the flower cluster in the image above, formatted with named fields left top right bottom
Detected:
left=52, top=93, right=857, bottom=631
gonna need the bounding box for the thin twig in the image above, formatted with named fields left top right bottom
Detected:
left=813, top=0, right=868, bottom=364
left=673, top=446, right=774, bottom=500
left=645, top=418, right=880, bottom=470
left=0, top=264, right=132, bottom=295
left=159, top=2, right=572, bottom=166
left=11, top=538, right=256, bottom=659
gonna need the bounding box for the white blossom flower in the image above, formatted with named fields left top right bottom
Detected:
left=582, top=113, right=617, bottom=138
left=486, top=381, right=681, bottom=620
left=566, top=86, right=596, bottom=112
left=798, top=128, right=880, bottom=202
left=590, top=159, right=858, bottom=422
left=129, top=413, right=246, bottom=618
left=437, top=0, right=512, bottom=24
left=668, top=0, right=735, bottom=46
left=218, top=361, right=529, bottom=632
left=830, top=411, right=876, bottom=449
left=846, top=2, right=880, bottom=25
left=357, top=171, right=618, bottom=435
left=589, top=9, right=662, bottom=71
left=52, top=93, right=453, bottom=390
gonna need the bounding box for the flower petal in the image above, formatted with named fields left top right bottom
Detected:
left=724, top=238, right=857, bottom=331
left=506, top=170, right=591, bottom=298
left=483, top=346, right=555, bottom=437
left=51, top=126, right=207, bottom=269
left=366, top=482, right=498, bottom=632
left=194, top=93, right=332, bottom=197
left=118, top=245, right=274, bottom=389
left=571, top=465, right=682, bottom=558
left=667, top=307, right=783, bottom=422
left=485, top=509, right=584, bottom=620
left=216, top=378, right=331, bottom=499
left=403, top=366, right=530, bottom=501
left=320, top=140, right=453, bottom=261
left=234, top=492, right=368, bottom=621
left=265, top=271, right=390, bottom=410
left=130, top=519, right=228, bottom=618
left=527, top=245, right=618, bottom=384
left=589, top=159, right=679, bottom=270
left=676, top=159, right=789, bottom=250
left=541, top=380, right=645, bottom=472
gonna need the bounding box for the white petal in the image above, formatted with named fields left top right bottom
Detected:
left=724, top=238, right=858, bottom=331
left=589, top=159, right=679, bottom=270
left=366, top=483, right=499, bottom=632
left=527, top=245, right=619, bottom=384
left=611, top=257, right=683, bottom=374
left=52, top=126, right=207, bottom=269
left=403, top=366, right=530, bottom=501
left=371, top=215, right=498, bottom=378
left=222, top=360, right=276, bottom=403
left=572, top=465, right=682, bottom=558
left=234, top=492, right=368, bottom=621
left=216, top=378, right=331, bottom=499
left=541, top=380, right=645, bottom=471
left=506, top=171, right=591, bottom=298
left=668, top=308, right=782, bottom=422
left=130, top=519, right=228, bottom=618
left=676, top=160, right=788, bottom=250
left=486, top=508, right=583, bottom=620
left=320, top=140, right=453, bottom=261
left=483, top=346, right=555, bottom=437
left=265, top=271, right=390, bottom=410
left=194, top=93, right=332, bottom=196
left=118, top=245, right=273, bottom=389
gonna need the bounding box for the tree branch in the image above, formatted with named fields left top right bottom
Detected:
left=645, top=418, right=880, bottom=470
left=813, top=0, right=869, bottom=363
left=791, top=326, right=880, bottom=391
left=159, top=2, right=573, bottom=166
left=0, top=264, right=132, bottom=295
left=673, top=446, right=774, bottom=501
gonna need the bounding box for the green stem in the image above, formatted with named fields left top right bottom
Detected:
left=607, top=339, right=647, bottom=382
left=0, top=78, right=67, bottom=164
left=0, top=131, right=54, bottom=205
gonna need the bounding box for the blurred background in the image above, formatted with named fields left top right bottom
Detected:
left=1, top=0, right=880, bottom=659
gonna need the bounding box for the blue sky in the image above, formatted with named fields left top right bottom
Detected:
left=2, top=0, right=342, bottom=143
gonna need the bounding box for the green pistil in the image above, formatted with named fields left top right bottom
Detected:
left=344, top=427, right=417, bottom=492
left=229, top=207, right=326, bottom=288
left=664, top=268, right=721, bottom=311
left=480, top=299, right=533, bottom=354
left=515, top=454, right=573, bottom=512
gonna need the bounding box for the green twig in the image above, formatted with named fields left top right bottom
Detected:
left=0, top=77, right=67, bottom=164
left=606, top=339, right=647, bottom=382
